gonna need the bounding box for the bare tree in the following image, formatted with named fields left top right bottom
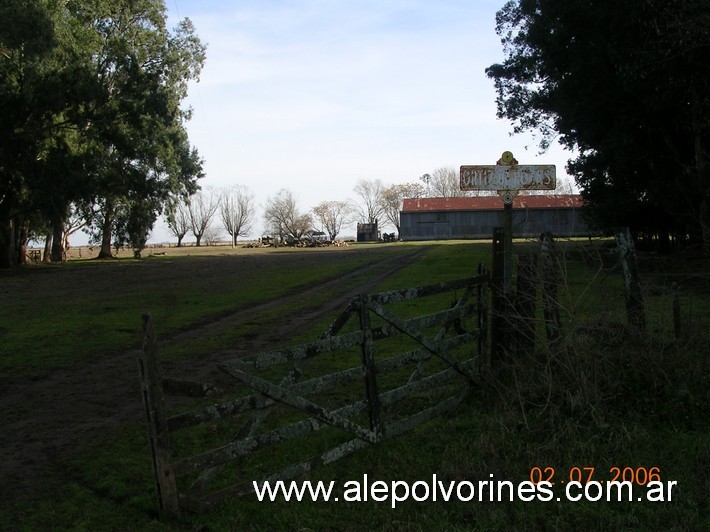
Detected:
left=263, top=189, right=313, bottom=242
left=220, top=185, right=256, bottom=247
left=312, top=200, right=351, bottom=241
left=380, top=182, right=425, bottom=235
left=188, top=189, right=219, bottom=247
left=166, top=196, right=192, bottom=247
left=428, top=166, right=469, bottom=197
left=554, top=176, right=577, bottom=194
left=203, top=226, right=224, bottom=246
left=352, top=179, right=385, bottom=224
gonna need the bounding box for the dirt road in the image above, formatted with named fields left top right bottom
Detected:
left=0, top=246, right=429, bottom=502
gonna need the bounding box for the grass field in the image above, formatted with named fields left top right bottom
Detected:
left=1, top=240, right=708, bottom=530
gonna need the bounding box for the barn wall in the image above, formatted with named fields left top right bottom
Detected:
left=399, top=208, right=590, bottom=240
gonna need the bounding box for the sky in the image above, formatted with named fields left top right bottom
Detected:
left=145, top=0, right=576, bottom=242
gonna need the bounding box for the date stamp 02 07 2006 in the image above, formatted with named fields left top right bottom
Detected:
left=528, top=466, right=678, bottom=502
left=530, top=466, right=664, bottom=487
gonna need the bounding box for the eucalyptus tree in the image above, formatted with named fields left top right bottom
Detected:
left=0, top=0, right=206, bottom=265
left=42, top=203, right=86, bottom=262
left=74, top=0, right=206, bottom=258
left=0, top=0, right=88, bottom=266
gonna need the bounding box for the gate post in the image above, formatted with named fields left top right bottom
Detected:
left=139, top=314, right=180, bottom=518
left=615, top=226, right=646, bottom=332
left=358, top=294, right=382, bottom=440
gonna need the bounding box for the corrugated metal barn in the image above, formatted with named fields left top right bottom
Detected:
left=399, top=195, right=591, bottom=240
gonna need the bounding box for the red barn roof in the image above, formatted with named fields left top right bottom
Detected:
left=402, top=194, right=584, bottom=212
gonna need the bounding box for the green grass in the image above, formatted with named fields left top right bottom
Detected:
left=0, top=245, right=414, bottom=380
left=1, top=240, right=708, bottom=530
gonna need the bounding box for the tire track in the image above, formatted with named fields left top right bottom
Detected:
left=0, top=246, right=431, bottom=502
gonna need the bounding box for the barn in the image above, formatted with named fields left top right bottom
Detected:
left=399, top=194, right=591, bottom=241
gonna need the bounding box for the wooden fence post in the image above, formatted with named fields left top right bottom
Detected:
left=358, top=294, right=382, bottom=440
left=138, top=314, right=180, bottom=518
left=540, top=232, right=562, bottom=342
left=515, top=252, right=537, bottom=355
left=615, top=227, right=646, bottom=332
left=477, top=263, right=490, bottom=370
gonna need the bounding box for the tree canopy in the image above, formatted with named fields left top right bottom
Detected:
left=486, top=0, right=710, bottom=246
left=0, top=0, right=205, bottom=266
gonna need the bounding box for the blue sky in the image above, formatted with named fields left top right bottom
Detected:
left=155, top=0, right=575, bottom=240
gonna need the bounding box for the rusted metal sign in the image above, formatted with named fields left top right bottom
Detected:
left=459, top=164, right=556, bottom=191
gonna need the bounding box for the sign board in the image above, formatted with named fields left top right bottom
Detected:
left=460, top=164, right=556, bottom=191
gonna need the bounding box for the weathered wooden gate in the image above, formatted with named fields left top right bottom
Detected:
left=139, top=265, right=490, bottom=517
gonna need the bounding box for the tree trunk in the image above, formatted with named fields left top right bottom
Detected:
left=16, top=220, right=29, bottom=266
left=195, top=234, right=202, bottom=247
left=0, top=218, right=14, bottom=269
left=43, top=232, right=53, bottom=263
left=97, top=199, right=114, bottom=259
left=51, top=220, right=65, bottom=262
left=176, top=233, right=184, bottom=247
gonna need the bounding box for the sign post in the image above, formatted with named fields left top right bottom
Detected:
left=460, top=151, right=556, bottom=294
left=460, top=152, right=556, bottom=358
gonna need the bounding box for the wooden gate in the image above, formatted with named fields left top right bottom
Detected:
left=139, top=265, right=490, bottom=517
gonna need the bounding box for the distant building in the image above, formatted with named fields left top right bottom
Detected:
left=399, top=195, right=591, bottom=241
left=357, top=222, right=380, bottom=242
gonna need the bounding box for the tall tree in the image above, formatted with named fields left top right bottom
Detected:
left=0, top=0, right=206, bottom=266
left=379, top=182, right=425, bottom=235
left=263, top=189, right=313, bottom=242
left=188, top=189, right=219, bottom=247
left=165, top=196, right=192, bottom=247
left=312, top=201, right=351, bottom=241
left=220, top=185, right=256, bottom=247
left=75, top=0, right=205, bottom=258
left=427, top=167, right=468, bottom=198
left=0, top=0, right=85, bottom=267
left=486, top=0, right=710, bottom=244
left=352, top=179, right=385, bottom=224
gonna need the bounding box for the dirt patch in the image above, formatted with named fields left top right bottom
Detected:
left=0, top=246, right=429, bottom=502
